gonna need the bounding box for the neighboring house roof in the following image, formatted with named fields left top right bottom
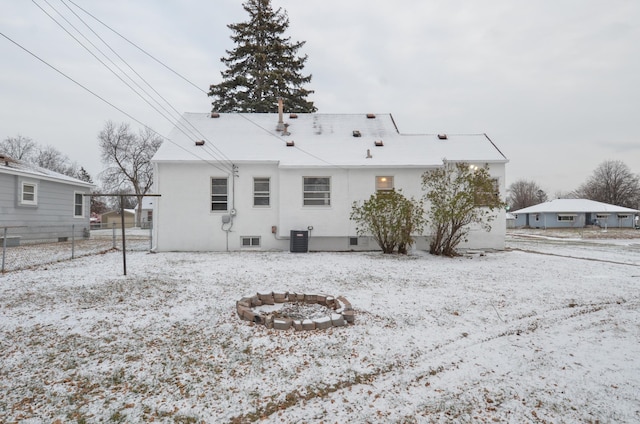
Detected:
left=152, top=113, right=508, bottom=168
left=0, top=154, right=94, bottom=188
left=512, top=199, right=639, bottom=214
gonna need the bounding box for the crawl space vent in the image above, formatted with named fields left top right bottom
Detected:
left=437, top=134, right=448, bottom=140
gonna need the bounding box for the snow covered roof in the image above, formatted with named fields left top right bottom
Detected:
left=0, top=154, right=94, bottom=188
left=512, top=198, right=639, bottom=214
left=152, top=113, right=508, bottom=168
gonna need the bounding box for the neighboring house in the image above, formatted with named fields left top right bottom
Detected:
left=511, top=199, right=639, bottom=229
left=151, top=110, right=508, bottom=252
left=506, top=212, right=516, bottom=229
left=135, top=196, right=156, bottom=229
left=100, top=209, right=135, bottom=229
left=0, top=154, right=93, bottom=245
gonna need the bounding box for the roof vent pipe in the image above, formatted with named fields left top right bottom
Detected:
left=276, top=98, right=285, bottom=132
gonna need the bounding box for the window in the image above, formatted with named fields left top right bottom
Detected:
left=74, top=192, right=84, bottom=217
left=375, top=176, right=394, bottom=192
left=557, top=215, right=575, bottom=222
left=596, top=214, right=610, bottom=219
left=241, top=236, right=260, bottom=247
left=617, top=214, right=631, bottom=219
left=349, top=237, right=358, bottom=246
left=253, top=177, right=270, bottom=206
left=21, top=182, right=37, bottom=205
left=211, top=178, right=228, bottom=211
left=303, top=177, right=331, bottom=206
left=474, top=178, right=499, bottom=206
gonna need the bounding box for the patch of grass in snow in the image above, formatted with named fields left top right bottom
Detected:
left=229, top=365, right=397, bottom=422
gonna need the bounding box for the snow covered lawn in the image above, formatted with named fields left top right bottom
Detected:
left=1, top=235, right=639, bottom=422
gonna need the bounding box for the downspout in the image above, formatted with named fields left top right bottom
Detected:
left=221, top=164, right=238, bottom=251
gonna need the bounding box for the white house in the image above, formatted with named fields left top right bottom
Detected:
left=151, top=110, right=508, bottom=252
left=512, top=199, right=639, bottom=229
left=134, top=196, right=156, bottom=229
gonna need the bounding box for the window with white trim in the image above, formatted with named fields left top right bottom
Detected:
left=557, top=215, right=575, bottom=222
left=617, top=214, right=631, bottom=219
left=596, top=214, right=610, bottom=219
left=474, top=178, right=500, bottom=206
left=303, top=177, right=331, bottom=206
left=211, top=178, right=228, bottom=211
left=253, top=177, right=270, bottom=206
left=21, top=182, right=37, bottom=205
left=241, top=236, right=260, bottom=247
left=74, top=192, right=84, bottom=217
left=375, top=176, right=394, bottom=192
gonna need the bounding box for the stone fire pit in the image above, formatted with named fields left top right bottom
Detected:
left=236, top=292, right=354, bottom=331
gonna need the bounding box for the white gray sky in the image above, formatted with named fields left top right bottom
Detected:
left=1, top=0, right=639, bottom=195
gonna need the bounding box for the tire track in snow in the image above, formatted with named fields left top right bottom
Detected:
left=508, top=247, right=640, bottom=267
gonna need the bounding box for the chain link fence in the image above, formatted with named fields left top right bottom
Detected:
left=1, top=224, right=152, bottom=273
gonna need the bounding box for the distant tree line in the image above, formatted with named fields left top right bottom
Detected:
left=507, top=160, right=640, bottom=211
left=0, top=135, right=91, bottom=182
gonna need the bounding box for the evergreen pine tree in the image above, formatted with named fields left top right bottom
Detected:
left=208, top=0, right=316, bottom=113
left=75, top=167, right=93, bottom=183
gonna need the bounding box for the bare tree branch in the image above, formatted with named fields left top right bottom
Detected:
left=98, top=121, right=162, bottom=226
left=572, top=160, right=640, bottom=209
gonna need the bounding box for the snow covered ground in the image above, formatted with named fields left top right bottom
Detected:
left=1, top=230, right=639, bottom=423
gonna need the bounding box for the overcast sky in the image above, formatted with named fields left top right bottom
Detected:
left=2, top=0, right=639, bottom=195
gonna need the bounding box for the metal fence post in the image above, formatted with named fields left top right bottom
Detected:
left=71, top=224, right=75, bottom=259
left=112, top=222, right=116, bottom=249
left=149, top=222, right=153, bottom=251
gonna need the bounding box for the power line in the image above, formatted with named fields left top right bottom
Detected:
left=0, top=30, right=233, bottom=176
left=34, top=0, right=234, bottom=171
left=65, top=0, right=208, bottom=95
left=33, top=1, right=226, bottom=166
left=59, top=0, right=321, bottom=170
left=57, top=0, right=234, bottom=168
